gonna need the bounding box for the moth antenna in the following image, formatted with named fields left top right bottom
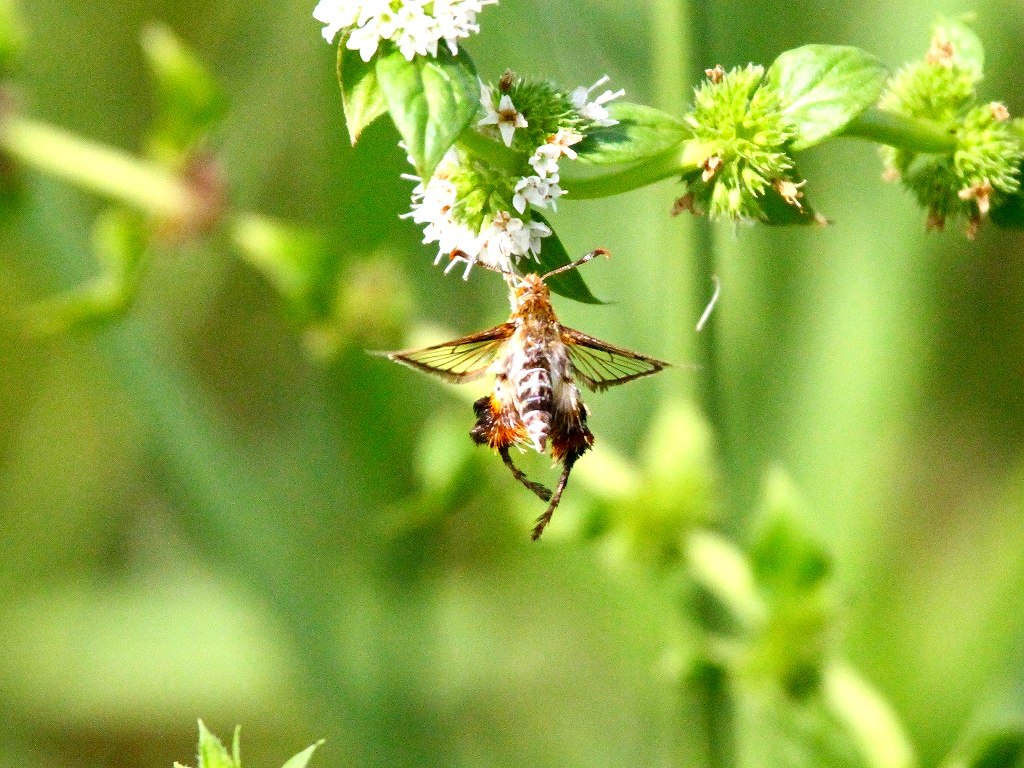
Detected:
left=531, top=454, right=579, bottom=540
left=540, top=248, right=610, bottom=282
left=499, top=446, right=553, bottom=502
left=696, top=275, right=721, bottom=332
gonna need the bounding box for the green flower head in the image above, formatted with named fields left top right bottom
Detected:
left=678, top=64, right=808, bottom=223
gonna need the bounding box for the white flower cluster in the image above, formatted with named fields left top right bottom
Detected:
left=570, top=75, right=625, bottom=127
left=512, top=128, right=583, bottom=214
left=404, top=76, right=624, bottom=280
left=314, top=0, right=497, bottom=62
left=403, top=154, right=551, bottom=279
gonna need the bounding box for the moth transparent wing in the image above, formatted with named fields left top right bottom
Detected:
left=561, top=326, right=669, bottom=391
left=385, top=323, right=515, bottom=382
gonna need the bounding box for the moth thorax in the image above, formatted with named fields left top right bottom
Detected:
left=515, top=366, right=552, bottom=452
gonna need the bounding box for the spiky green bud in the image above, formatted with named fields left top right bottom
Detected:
left=679, top=65, right=808, bottom=223
left=483, top=74, right=582, bottom=152
left=447, top=151, right=517, bottom=230
left=879, top=20, right=1024, bottom=234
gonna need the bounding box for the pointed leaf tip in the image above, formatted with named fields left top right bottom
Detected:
left=280, top=740, right=326, bottom=768
left=337, top=41, right=387, bottom=144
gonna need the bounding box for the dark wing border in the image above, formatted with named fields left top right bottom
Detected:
left=561, top=326, right=670, bottom=391
left=381, top=323, right=515, bottom=383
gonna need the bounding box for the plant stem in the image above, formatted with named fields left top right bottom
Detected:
left=561, top=146, right=697, bottom=199
left=0, top=115, right=192, bottom=217
left=681, top=1, right=733, bottom=768
left=842, top=108, right=956, bottom=153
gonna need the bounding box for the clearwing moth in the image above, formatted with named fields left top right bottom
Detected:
left=384, top=249, right=670, bottom=539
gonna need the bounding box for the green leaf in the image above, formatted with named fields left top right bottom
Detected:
left=531, top=214, right=602, bottom=304
left=231, top=214, right=334, bottom=321
left=750, top=470, right=831, bottom=600
left=21, top=209, right=149, bottom=338
left=375, top=45, right=479, bottom=179
left=946, top=729, right=1024, bottom=768
left=767, top=45, right=889, bottom=151
left=280, top=740, right=325, bottom=768
left=736, top=686, right=872, bottom=768
left=337, top=41, right=387, bottom=144
left=746, top=471, right=834, bottom=694
left=196, top=720, right=240, bottom=768
left=0, top=0, right=25, bottom=78
left=825, top=665, right=915, bottom=768
left=933, top=16, right=984, bottom=81
left=573, top=102, right=689, bottom=166
left=181, top=722, right=322, bottom=768
left=141, top=23, right=228, bottom=165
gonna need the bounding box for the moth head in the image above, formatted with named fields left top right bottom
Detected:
left=514, top=272, right=549, bottom=301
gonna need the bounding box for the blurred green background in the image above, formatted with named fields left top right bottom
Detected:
left=2, top=1, right=1024, bottom=767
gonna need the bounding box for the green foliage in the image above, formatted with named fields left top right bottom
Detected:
left=0, top=0, right=24, bottom=77
left=374, top=44, right=479, bottom=179
left=734, top=684, right=871, bottom=768
left=142, top=24, right=228, bottom=166
left=6, top=4, right=1024, bottom=768
left=22, top=209, right=148, bottom=337
left=177, top=722, right=322, bottom=768
left=574, top=101, right=690, bottom=166
left=947, top=730, right=1024, bottom=768
left=878, top=18, right=1024, bottom=232
left=337, top=43, right=388, bottom=144
left=231, top=214, right=334, bottom=322
left=767, top=45, right=889, bottom=151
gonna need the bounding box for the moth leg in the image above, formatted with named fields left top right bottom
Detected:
left=531, top=454, right=578, bottom=541
left=499, top=445, right=553, bottom=502
left=471, top=395, right=553, bottom=502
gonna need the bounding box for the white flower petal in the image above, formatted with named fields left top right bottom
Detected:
left=314, top=0, right=494, bottom=60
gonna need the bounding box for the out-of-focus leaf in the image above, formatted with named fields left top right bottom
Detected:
left=279, top=740, right=325, bottom=768
left=573, top=102, right=689, bottom=166
left=616, top=401, right=717, bottom=562
left=750, top=470, right=831, bottom=599
left=688, top=530, right=766, bottom=633
left=825, top=665, right=916, bottom=768
left=767, top=45, right=888, bottom=151
left=745, top=472, right=835, bottom=695
left=141, top=23, right=228, bottom=165
left=195, top=720, right=240, bottom=768
left=736, top=684, right=872, bottom=768
left=337, top=42, right=387, bottom=144
left=375, top=44, right=478, bottom=179
left=932, top=16, right=984, bottom=81
left=231, top=214, right=333, bottom=321
left=22, top=209, right=148, bottom=337
left=0, top=0, right=24, bottom=78
left=531, top=213, right=602, bottom=304
left=945, top=728, right=1024, bottom=768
